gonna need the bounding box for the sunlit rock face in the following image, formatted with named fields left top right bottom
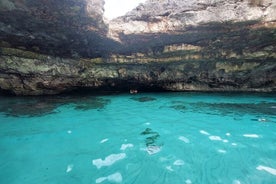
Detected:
left=108, top=0, right=276, bottom=55
left=0, top=0, right=117, bottom=58
left=109, top=0, right=276, bottom=36
left=105, top=1, right=276, bottom=94
left=0, top=0, right=275, bottom=95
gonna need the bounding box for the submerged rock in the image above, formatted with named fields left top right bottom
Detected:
left=169, top=105, right=186, bottom=111
left=140, top=128, right=162, bottom=148
left=131, top=97, right=157, bottom=102
left=73, top=97, right=110, bottom=111
left=192, top=102, right=276, bottom=116
left=0, top=95, right=110, bottom=117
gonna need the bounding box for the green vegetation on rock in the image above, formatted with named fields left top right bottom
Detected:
left=0, top=47, right=48, bottom=60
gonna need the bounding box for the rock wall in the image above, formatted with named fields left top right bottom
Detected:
left=0, top=0, right=118, bottom=58
left=0, top=47, right=275, bottom=95
left=109, top=0, right=276, bottom=36
left=108, top=0, right=276, bottom=57
left=0, top=0, right=275, bottom=95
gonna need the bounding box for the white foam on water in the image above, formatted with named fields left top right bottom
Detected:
left=209, top=136, right=223, bottom=141
left=223, top=139, right=229, bottom=143
left=140, top=147, right=147, bottom=151
left=66, top=164, right=73, bottom=173
left=159, top=157, right=169, bottom=162
left=107, top=172, right=123, bottom=183
left=232, top=180, right=241, bottom=184
left=256, top=165, right=276, bottom=175
left=120, top=143, right=134, bottom=151
left=100, top=138, right=109, bottom=144
left=226, top=133, right=231, bottom=136
left=96, top=177, right=106, bottom=183
left=166, top=166, right=174, bottom=171
left=178, top=136, right=190, bottom=143
left=258, top=118, right=267, bottom=122
left=200, top=130, right=210, bottom=135
left=185, top=179, right=192, bottom=184
left=92, top=153, right=126, bottom=169
left=243, top=134, right=259, bottom=138
left=231, top=143, right=237, bottom=146
left=218, top=149, right=227, bottom=154
left=144, top=122, right=151, bottom=125
left=96, top=172, right=123, bottom=183
left=173, top=159, right=185, bottom=166
left=146, top=146, right=161, bottom=155
left=67, top=130, right=72, bottom=134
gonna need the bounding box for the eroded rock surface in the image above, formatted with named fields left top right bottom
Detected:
left=109, top=0, right=276, bottom=36
left=0, top=0, right=118, bottom=58
left=0, top=0, right=275, bottom=95
left=0, top=48, right=275, bottom=95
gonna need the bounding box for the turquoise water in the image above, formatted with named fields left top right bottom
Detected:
left=0, top=92, right=275, bottom=184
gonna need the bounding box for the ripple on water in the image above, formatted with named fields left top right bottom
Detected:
left=0, top=93, right=275, bottom=184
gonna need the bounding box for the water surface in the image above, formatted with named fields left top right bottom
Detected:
left=0, top=92, right=275, bottom=184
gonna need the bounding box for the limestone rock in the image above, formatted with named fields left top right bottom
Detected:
left=0, top=0, right=118, bottom=58
left=109, top=0, right=276, bottom=36
left=0, top=0, right=275, bottom=95
left=0, top=47, right=275, bottom=95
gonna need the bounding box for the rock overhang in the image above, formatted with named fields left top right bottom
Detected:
left=0, top=0, right=276, bottom=95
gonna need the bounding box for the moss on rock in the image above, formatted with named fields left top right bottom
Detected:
left=0, top=47, right=48, bottom=60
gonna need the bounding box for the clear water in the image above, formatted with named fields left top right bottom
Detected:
left=0, top=92, right=275, bottom=184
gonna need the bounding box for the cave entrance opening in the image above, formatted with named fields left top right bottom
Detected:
left=104, top=0, right=146, bottom=20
